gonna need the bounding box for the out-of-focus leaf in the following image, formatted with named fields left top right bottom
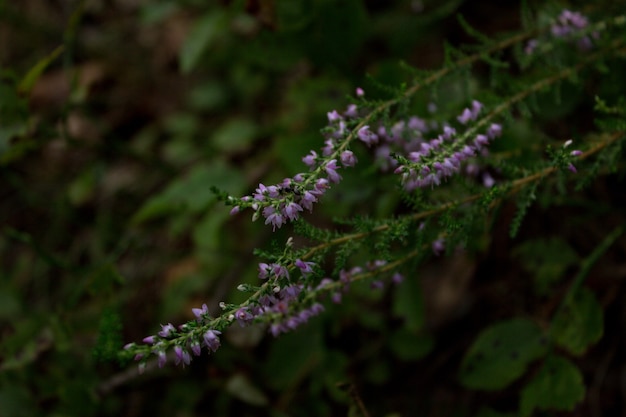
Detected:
left=513, top=237, right=578, bottom=295
left=132, top=161, right=244, bottom=223
left=388, top=328, right=434, bottom=361
left=459, top=318, right=548, bottom=390
left=226, top=374, right=269, bottom=407
left=212, top=117, right=258, bottom=152
left=551, top=287, right=603, bottom=356
left=0, top=385, right=36, bottom=417
left=520, top=355, right=585, bottom=417
left=180, top=11, right=228, bottom=74
left=17, top=46, right=64, bottom=94
left=263, top=319, right=323, bottom=390
left=392, top=274, right=424, bottom=332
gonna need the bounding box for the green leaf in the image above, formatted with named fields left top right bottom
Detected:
left=520, top=355, right=585, bottom=417
left=132, top=161, right=244, bottom=223
left=513, top=237, right=578, bottom=295
left=388, top=328, right=434, bottom=361
left=17, top=45, right=64, bottom=94
left=212, top=117, right=258, bottom=152
left=263, top=319, right=323, bottom=390
left=179, top=11, right=227, bottom=74
left=551, top=287, right=603, bottom=356
left=392, top=275, right=424, bottom=332
left=459, top=318, right=548, bottom=390
left=225, top=374, right=269, bottom=407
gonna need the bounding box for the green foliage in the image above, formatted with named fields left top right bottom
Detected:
left=459, top=318, right=548, bottom=390
left=2, top=1, right=626, bottom=416
left=551, top=287, right=604, bottom=355
left=519, top=355, right=585, bottom=416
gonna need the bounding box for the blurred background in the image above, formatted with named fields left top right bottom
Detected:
left=2, top=1, right=625, bottom=416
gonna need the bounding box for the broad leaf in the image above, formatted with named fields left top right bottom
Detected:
left=551, top=287, right=603, bottom=355
left=459, top=318, right=548, bottom=390
left=520, top=355, right=585, bottom=417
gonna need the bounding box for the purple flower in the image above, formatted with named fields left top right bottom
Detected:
left=340, top=150, right=357, bottom=167
left=263, top=207, right=284, bottom=231
left=432, top=238, right=445, bottom=256
left=474, top=134, right=489, bottom=148
left=300, top=191, right=317, bottom=211
left=158, top=323, right=176, bottom=338
left=190, top=341, right=202, bottom=356
left=345, top=104, right=358, bottom=118
left=325, top=159, right=342, bottom=183
left=174, top=346, right=191, bottom=367
left=568, top=163, right=577, bottom=173
left=357, top=125, right=378, bottom=146
left=258, top=263, right=271, bottom=279
left=234, top=308, right=254, bottom=327
left=295, top=259, right=315, bottom=276
left=156, top=350, right=167, bottom=368
left=487, top=123, right=502, bottom=139
left=283, top=201, right=303, bottom=221
left=570, top=150, right=582, bottom=156
left=457, top=108, right=473, bottom=124
left=471, top=100, right=483, bottom=119
left=327, top=110, right=342, bottom=123
left=392, top=272, right=404, bottom=284
left=302, top=150, right=318, bottom=168
left=143, top=336, right=156, bottom=344
left=482, top=172, right=495, bottom=188
left=271, top=263, right=290, bottom=279
left=356, top=87, right=364, bottom=97
left=192, top=303, right=210, bottom=320
left=203, top=329, right=221, bottom=352
left=229, top=206, right=240, bottom=215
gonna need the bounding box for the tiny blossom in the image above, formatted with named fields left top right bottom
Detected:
left=487, top=123, right=502, bottom=139
left=302, top=151, right=318, bottom=168
left=258, top=262, right=271, bottom=279
left=327, top=110, right=342, bottom=122
left=371, top=280, right=384, bottom=290
left=156, top=350, right=167, bottom=368
left=158, top=323, right=176, bottom=338
left=356, top=87, right=364, bottom=97
left=324, top=159, right=342, bottom=183
left=174, top=346, right=191, bottom=367
left=358, top=125, right=378, bottom=146
left=143, top=335, right=156, bottom=344
left=203, top=329, right=221, bottom=352
left=392, top=272, right=404, bottom=284
left=295, top=259, right=315, bottom=276
left=432, top=238, right=445, bottom=256
left=570, top=150, right=583, bottom=156
left=192, top=303, right=210, bottom=320
left=457, top=108, right=473, bottom=124
left=345, top=104, right=358, bottom=118
left=190, top=342, right=202, bottom=356
left=568, top=163, right=578, bottom=173
left=482, top=172, right=495, bottom=188
left=229, top=206, right=240, bottom=215
left=340, top=150, right=357, bottom=167
left=283, top=201, right=303, bottom=221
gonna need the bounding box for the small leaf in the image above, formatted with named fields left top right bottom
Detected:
left=459, top=318, right=548, bottom=390
left=179, top=11, right=227, bottom=74
left=392, top=274, right=424, bottom=332
left=17, top=45, right=64, bottom=94
left=520, top=355, right=585, bottom=417
left=212, top=117, right=258, bottom=152
left=388, top=328, right=434, bottom=361
left=225, top=374, right=269, bottom=407
left=551, top=287, right=603, bottom=355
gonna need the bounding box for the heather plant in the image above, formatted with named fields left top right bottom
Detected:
left=2, top=1, right=626, bottom=416
left=114, top=3, right=626, bottom=415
